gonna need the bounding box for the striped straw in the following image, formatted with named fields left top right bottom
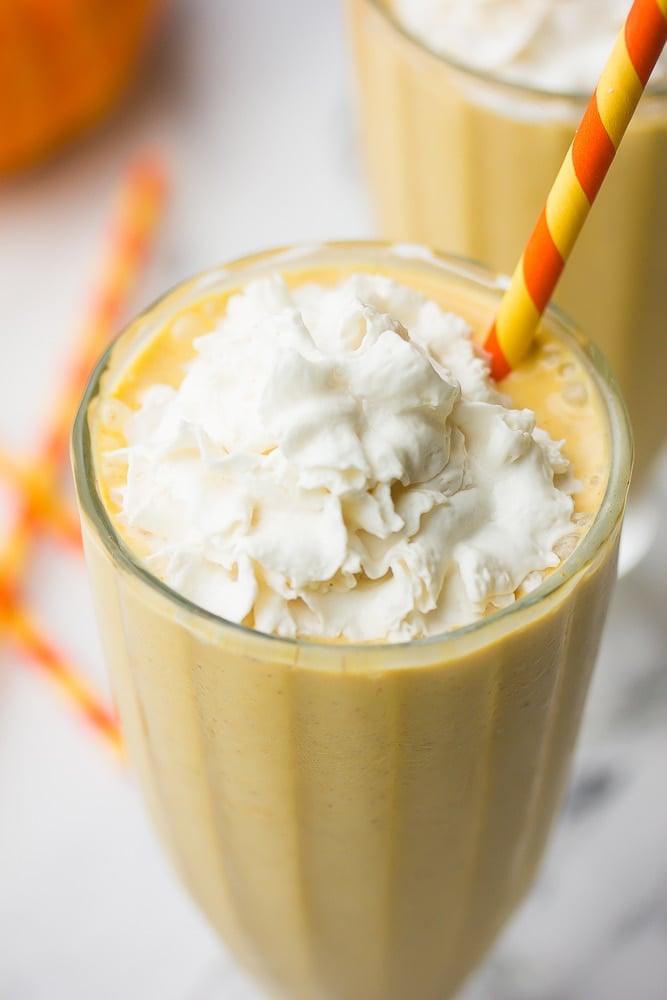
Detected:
left=0, top=154, right=167, bottom=754
left=42, top=153, right=167, bottom=466
left=484, top=0, right=667, bottom=380
left=5, top=601, right=124, bottom=755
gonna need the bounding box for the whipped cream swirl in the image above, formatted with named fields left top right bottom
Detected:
left=393, top=0, right=667, bottom=93
left=112, top=274, right=577, bottom=641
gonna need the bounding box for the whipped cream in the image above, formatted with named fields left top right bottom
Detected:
left=109, top=274, right=578, bottom=642
left=393, top=0, right=667, bottom=93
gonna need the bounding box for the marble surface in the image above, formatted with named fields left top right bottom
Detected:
left=0, top=2, right=666, bottom=998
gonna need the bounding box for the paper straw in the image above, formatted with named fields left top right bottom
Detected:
left=42, top=153, right=167, bottom=466
left=3, top=600, right=124, bottom=756
left=0, top=153, right=167, bottom=753
left=483, top=0, right=667, bottom=380
left=0, top=450, right=81, bottom=556
left=0, top=155, right=166, bottom=566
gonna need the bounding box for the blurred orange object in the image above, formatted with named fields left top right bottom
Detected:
left=0, top=0, right=159, bottom=174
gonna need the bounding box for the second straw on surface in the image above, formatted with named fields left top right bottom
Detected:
left=483, top=0, right=667, bottom=380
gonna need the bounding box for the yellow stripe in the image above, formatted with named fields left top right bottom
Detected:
left=657, top=0, right=667, bottom=20
left=596, top=32, right=643, bottom=145
left=545, top=152, right=590, bottom=259
left=495, top=265, right=541, bottom=371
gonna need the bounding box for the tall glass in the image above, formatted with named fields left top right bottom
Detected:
left=72, top=244, right=631, bottom=1000
left=347, top=0, right=667, bottom=493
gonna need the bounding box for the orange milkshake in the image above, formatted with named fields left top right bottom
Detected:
left=72, top=244, right=631, bottom=1000
left=347, top=0, right=667, bottom=483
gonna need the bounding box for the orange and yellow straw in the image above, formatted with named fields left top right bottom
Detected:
left=42, top=154, right=168, bottom=467
left=0, top=153, right=167, bottom=754
left=484, top=0, right=667, bottom=379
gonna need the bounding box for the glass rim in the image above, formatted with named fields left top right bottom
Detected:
left=72, top=240, right=633, bottom=656
left=365, top=0, right=667, bottom=103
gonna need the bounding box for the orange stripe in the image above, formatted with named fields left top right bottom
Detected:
left=91, top=290, right=122, bottom=327
left=522, top=207, right=565, bottom=314
left=38, top=498, right=83, bottom=550
left=625, top=0, right=667, bottom=86
left=572, top=97, right=617, bottom=202
left=115, top=225, right=148, bottom=261
left=0, top=448, right=83, bottom=550
left=483, top=323, right=511, bottom=380
left=0, top=577, right=17, bottom=612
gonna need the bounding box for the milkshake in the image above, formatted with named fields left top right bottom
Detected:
left=347, top=0, right=667, bottom=483
left=72, top=243, right=631, bottom=1000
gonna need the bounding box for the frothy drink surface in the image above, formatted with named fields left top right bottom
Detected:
left=93, top=265, right=607, bottom=640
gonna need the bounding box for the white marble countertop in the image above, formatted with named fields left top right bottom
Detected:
left=1, top=2, right=666, bottom=998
